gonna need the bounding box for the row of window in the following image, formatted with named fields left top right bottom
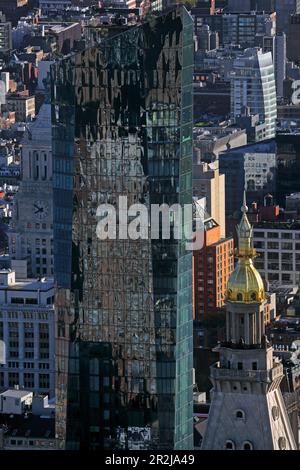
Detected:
left=0, top=372, right=50, bottom=388
left=225, top=440, right=253, bottom=450
left=254, top=231, right=300, bottom=239
left=1, top=362, right=50, bottom=369
left=0, top=311, right=51, bottom=318
left=10, top=298, right=53, bottom=305
left=27, top=223, right=52, bottom=230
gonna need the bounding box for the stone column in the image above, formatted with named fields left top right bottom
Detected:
left=245, top=313, right=250, bottom=344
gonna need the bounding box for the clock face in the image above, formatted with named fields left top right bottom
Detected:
left=33, top=200, right=49, bottom=220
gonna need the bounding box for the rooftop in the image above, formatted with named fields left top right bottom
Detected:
left=254, top=220, right=300, bottom=231
left=287, top=193, right=300, bottom=200
left=0, top=278, right=54, bottom=291
left=0, top=389, right=32, bottom=399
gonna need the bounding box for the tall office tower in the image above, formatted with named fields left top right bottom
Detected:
left=193, top=162, right=226, bottom=238
left=52, top=7, right=194, bottom=450
left=263, top=33, right=287, bottom=99
left=201, top=196, right=297, bottom=450
left=231, top=48, right=277, bottom=140
left=0, top=12, right=11, bottom=52
left=193, top=217, right=234, bottom=321
left=9, top=104, right=53, bottom=278
left=275, top=0, right=300, bottom=33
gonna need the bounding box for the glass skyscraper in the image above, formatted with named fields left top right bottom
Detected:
left=51, top=6, right=194, bottom=450
left=231, top=48, right=277, bottom=140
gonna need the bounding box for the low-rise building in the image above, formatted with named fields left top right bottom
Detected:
left=0, top=388, right=55, bottom=450
left=0, top=270, right=55, bottom=397
left=6, top=94, right=35, bottom=122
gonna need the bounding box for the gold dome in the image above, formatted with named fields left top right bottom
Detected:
left=226, top=192, right=265, bottom=303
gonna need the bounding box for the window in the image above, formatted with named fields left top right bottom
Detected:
left=278, top=437, right=286, bottom=450
left=11, top=298, right=24, bottom=304
left=254, top=231, right=264, bottom=238
left=267, top=241, right=280, bottom=250
left=25, top=298, right=38, bottom=305
left=237, top=293, right=243, bottom=301
left=252, top=362, right=257, bottom=370
left=24, top=373, right=34, bottom=388
left=237, top=362, right=243, bottom=370
left=243, top=441, right=253, bottom=450
left=235, top=410, right=245, bottom=419
left=40, top=352, right=49, bottom=359
left=39, top=373, right=49, bottom=389
left=281, top=242, right=292, bottom=250
left=8, top=372, right=19, bottom=387
left=281, top=232, right=292, bottom=239
left=225, top=440, right=235, bottom=450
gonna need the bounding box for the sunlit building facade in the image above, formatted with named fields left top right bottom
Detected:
left=51, top=7, right=194, bottom=450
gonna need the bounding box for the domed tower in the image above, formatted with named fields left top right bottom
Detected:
left=201, top=194, right=297, bottom=450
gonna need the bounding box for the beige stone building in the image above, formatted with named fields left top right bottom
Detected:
left=193, top=161, right=226, bottom=238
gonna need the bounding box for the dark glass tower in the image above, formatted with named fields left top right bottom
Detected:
left=51, top=6, right=194, bottom=450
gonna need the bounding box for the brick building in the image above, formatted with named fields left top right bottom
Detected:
left=193, top=217, right=234, bottom=320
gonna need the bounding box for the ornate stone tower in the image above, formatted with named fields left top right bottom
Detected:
left=8, top=104, right=53, bottom=277
left=201, top=194, right=297, bottom=450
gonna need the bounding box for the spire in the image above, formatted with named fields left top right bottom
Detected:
left=241, top=190, right=248, bottom=213
left=226, top=190, right=265, bottom=305
left=236, top=191, right=255, bottom=259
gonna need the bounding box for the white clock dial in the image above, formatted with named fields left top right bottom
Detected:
left=33, top=200, right=49, bottom=220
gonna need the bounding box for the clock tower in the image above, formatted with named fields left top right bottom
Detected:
left=201, top=194, right=297, bottom=450
left=9, top=104, right=53, bottom=277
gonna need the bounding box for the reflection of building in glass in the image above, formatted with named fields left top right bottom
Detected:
left=219, top=140, right=277, bottom=218
left=51, top=7, right=194, bottom=450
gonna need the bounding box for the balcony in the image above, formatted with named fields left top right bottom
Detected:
left=211, top=362, right=283, bottom=383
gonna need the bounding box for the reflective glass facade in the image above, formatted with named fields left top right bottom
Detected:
left=51, top=6, right=193, bottom=450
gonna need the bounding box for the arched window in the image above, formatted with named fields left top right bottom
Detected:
left=235, top=410, right=245, bottom=419
left=243, top=441, right=253, bottom=450
left=272, top=406, right=279, bottom=421
left=237, top=293, right=243, bottom=301
left=278, top=437, right=286, bottom=450
left=251, top=292, right=257, bottom=301
left=225, top=440, right=235, bottom=450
